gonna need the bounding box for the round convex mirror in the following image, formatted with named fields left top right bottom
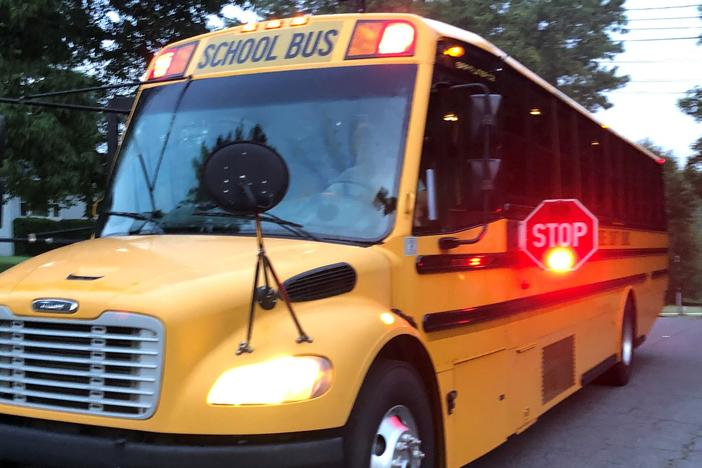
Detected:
left=202, top=142, right=289, bottom=214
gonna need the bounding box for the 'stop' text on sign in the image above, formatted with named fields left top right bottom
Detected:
left=520, top=199, right=599, bottom=271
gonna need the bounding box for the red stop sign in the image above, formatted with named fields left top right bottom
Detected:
left=520, top=199, right=599, bottom=271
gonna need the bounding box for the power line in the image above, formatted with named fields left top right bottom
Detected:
left=620, top=36, right=700, bottom=41
left=611, top=91, right=689, bottom=94
left=628, top=79, right=702, bottom=83
left=628, top=15, right=701, bottom=21
left=626, top=3, right=702, bottom=10
left=627, top=26, right=702, bottom=30
left=597, top=58, right=702, bottom=63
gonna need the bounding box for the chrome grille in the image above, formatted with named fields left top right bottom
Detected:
left=0, top=308, right=164, bottom=419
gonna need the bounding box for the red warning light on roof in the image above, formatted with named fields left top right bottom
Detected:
left=146, top=42, right=198, bottom=81
left=346, top=20, right=416, bottom=59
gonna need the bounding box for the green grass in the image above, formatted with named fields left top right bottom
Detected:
left=661, top=305, right=702, bottom=317
left=0, top=256, right=29, bottom=272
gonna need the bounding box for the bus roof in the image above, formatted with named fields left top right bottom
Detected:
left=148, top=13, right=662, bottom=165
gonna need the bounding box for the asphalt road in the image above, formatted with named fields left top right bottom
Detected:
left=468, top=317, right=702, bottom=468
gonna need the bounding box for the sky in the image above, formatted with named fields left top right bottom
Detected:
left=210, top=2, right=702, bottom=163
left=597, top=1, right=702, bottom=163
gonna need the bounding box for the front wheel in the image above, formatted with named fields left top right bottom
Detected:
left=345, top=360, right=436, bottom=468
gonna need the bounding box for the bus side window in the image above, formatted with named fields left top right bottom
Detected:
left=413, top=95, right=442, bottom=233
left=413, top=88, right=486, bottom=235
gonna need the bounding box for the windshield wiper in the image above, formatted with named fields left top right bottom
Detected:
left=192, top=211, right=321, bottom=242
left=104, top=211, right=165, bottom=234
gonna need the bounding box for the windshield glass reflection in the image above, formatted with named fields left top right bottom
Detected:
left=100, top=65, right=416, bottom=243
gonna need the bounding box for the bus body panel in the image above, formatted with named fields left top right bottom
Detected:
left=0, top=12, right=668, bottom=468
left=0, top=235, right=434, bottom=435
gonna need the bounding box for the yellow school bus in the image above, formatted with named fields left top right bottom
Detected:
left=0, top=13, right=667, bottom=468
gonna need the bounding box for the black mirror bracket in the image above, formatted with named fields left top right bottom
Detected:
left=439, top=224, right=488, bottom=250
left=201, top=141, right=313, bottom=355
left=236, top=213, right=314, bottom=355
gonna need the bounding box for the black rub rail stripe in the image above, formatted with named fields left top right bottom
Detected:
left=651, top=269, right=669, bottom=279
left=593, top=248, right=668, bottom=260
left=416, top=253, right=516, bottom=274
left=581, top=354, right=617, bottom=386
left=422, top=273, right=648, bottom=333
left=417, top=248, right=667, bottom=274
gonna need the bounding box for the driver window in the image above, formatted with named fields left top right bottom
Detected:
left=413, top=87, right=484, bottom=235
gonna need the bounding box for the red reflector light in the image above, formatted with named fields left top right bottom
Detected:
left=447, top=255, right=489, bottom=270
left=147, top=42, right=198, bottom=81
left=545, top=247, right=576, bottom=273
left=346, top=20, right=416, bottom=59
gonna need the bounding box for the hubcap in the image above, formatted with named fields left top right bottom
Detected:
left=622, top=315, right=633, bottom=366
left=371, top=405, right=425, bottom=468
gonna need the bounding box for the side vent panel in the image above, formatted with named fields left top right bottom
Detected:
left=542, top=335, right=575, bottom=404
left=284, top=263, right=357, bottom=302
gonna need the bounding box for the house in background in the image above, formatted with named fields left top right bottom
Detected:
left=0, top=197, right=86, bottom=256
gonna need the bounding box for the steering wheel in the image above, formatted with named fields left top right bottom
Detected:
left=291, top=190, right=380, bottom=232
left=325, top=176, right=378, bottom=201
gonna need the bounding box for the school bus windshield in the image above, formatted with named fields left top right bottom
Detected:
left=99, top=64, right=416, bottom=243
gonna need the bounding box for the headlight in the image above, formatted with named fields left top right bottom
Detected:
left=207, top=356, right=333, bottom=405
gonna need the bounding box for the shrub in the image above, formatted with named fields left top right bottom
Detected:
left=13, top=217, right=95, bottom=256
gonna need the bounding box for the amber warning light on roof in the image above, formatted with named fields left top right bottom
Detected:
left=520, top=199, right=599, bottom=272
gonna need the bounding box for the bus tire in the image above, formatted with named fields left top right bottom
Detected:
left=605, top=302, right=635, bottom=386
left=345, top=359, right=436, bottom=468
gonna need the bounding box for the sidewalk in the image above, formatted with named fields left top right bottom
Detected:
left=661, top=305, right=702, bottom=317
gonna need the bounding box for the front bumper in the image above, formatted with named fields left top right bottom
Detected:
left=0, top=415, right=344, bottom=468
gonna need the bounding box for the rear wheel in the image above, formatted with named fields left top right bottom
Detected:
left=605, top=302, right=635, bottom=386
left=345, top=360, right=436, bottom=468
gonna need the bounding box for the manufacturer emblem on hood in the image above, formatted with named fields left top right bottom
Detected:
left=32, top=299, right=79, bottom=313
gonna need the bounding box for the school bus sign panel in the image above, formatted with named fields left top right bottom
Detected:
left=520, top=199, right=599, bottom=271
left=194, top=22, right=343, bottom=74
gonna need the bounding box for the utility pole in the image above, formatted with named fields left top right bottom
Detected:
left=674, top=254, right=684, bottom=315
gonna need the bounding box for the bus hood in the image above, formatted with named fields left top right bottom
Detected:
left=0, top=235, right=392, bottom=321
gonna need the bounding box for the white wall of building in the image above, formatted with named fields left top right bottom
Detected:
left=0, top=197, right=87, bottom=256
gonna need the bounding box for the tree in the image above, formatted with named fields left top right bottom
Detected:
left=679, top=87, right=702, bottom=200
left=641, top=141, right=702, bottom=303
left=0, top=1, right=247, bottom=212
left=677, top=5, right=702, bottom=200
left=0, top=0, right=103, bottom=213
left=249, top=0, right=629, bottom=111
left=82, top=0, right=246, bottom=82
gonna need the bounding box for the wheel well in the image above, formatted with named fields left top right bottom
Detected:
left=372, top=335, right=445, bottom=467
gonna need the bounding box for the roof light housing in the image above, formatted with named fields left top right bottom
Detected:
left=265, top=19, right=283, bottom=29
left=146, top=42, right=198, bottom=81
left=346, top=20, right=416, bottom=59
left=290, top=16, right=310, bottom=26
